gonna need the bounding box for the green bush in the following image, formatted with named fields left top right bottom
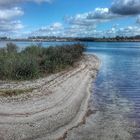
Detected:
left=6, top=42, right=18, bottom=53
left=13, top=55, right=39, bottom=80
left=23, top=45, right=43, bottom=57
left=0, top=43, right=85, bottom=80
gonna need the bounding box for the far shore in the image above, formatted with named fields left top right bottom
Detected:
left=1, top=35, right=140, bottom=43
left=1, top=40, right=140, bottom=42
left=0, top=54, right=100, bottom=140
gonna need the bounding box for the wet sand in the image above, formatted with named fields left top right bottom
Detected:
left=0, top=55, right=99, bottom=140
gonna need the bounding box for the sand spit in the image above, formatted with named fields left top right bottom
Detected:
left=0, top=55, right=100, bottom=140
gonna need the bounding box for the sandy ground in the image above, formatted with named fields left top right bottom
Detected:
left=0, top=54, right=100, bottom=140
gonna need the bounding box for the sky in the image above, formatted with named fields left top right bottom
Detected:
left=0, top=0, right=140, bottom=38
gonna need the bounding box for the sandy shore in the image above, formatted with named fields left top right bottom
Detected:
left=0, top=54, right=100, bottom=140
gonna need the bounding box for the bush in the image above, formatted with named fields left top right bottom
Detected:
left=0, top=43, right=85, bottom=80
left=6, top=42, right=18, bottom=53
left=23, top=45, right=43, bottom=57
left=13, top=55, right=39, bottom=80
left=0, top=54, right=39, bottom=80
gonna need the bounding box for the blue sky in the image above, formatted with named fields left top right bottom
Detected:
left=0, top=0, right=140, bottom=38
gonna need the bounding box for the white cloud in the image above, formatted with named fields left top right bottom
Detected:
left=0, top=7, right=24, bottom=20
left=26, top=19, right=140, bottom=38
left=63, top=0, right=140, bottom=38
left=1, top=0, right=139, bottom=38
left=31, top=22, right=63, bottom=36
left=65, top=7, right=121, bottom=28
left=30, top=21, right=99, bottom=37
left=64, top=24, right=140, bottom=37
left=64, top=24, right=97, bottom=37
left=0, top=0, right=53, bottom=37
left=101, top=25, right=140, bottom=37
left=0, top=20, right=24, bottom=37
left=0, top=20, right=23, bottom=32
left=50, top=22, right=63, bottom=29
left=66, top=16, right=98, bottom=26
left=0, top=6, right=24, bottom=36
left=63, top=7, right=122, bottom=37
left=117, top=26, right=140, bottom=36
left=87, top=8, right=120, bottom=19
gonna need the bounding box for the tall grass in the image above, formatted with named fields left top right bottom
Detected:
left=0, top=43, right=85, bottom=80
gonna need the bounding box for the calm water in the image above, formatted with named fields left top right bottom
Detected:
left=87, top=42, right=140, bottom=140
left=1, top=41, right=140, bottom=139
left=66, top=42, right=140, bottom=140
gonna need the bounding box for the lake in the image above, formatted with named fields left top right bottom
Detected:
left=1, top=41, right=140, bottom=139
left=66, top=42, right=140, bottom=140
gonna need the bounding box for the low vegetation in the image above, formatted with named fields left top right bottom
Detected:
left=0, top=88, right=35, bottom=97
left=0, top=43, right=85, bottom=80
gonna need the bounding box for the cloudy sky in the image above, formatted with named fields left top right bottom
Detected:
left=0, top=0, right=140, bottom=38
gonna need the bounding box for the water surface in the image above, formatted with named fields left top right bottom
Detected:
left=67, top=42, right=140, bottom=140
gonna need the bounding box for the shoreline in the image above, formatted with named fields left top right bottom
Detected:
left=0, top=54, right=100, bottom=140
left=1, top=39, right=140, bottom=43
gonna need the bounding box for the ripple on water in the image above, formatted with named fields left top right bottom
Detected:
left=66, top=42, right=140, bottom=140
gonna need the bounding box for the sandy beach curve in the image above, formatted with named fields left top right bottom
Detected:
left=0, top=54, right=100, bottom=140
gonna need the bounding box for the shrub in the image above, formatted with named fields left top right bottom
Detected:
left=6, top=42, right=18, bottom=53
left=13, top=55, right=39, bottom=80
left=0, top=43, right=85, bottom=80
left=23, top=45, right=43, bottom=57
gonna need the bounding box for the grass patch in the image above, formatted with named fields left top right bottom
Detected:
left=0, top=88, right=35, bottom=97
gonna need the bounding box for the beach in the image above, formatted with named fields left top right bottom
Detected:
left=0, top=54, right=100, bottom=140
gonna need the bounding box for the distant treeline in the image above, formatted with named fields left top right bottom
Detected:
left=87, top=35, right=140, bottom=42
left=27, top=35, right=140, bottom=42
left=1, top=35, right=140, bottom=42
left=0, top=43, right=85, bottom=80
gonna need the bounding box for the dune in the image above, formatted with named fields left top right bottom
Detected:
left=0, top=54, right=100, bottom=140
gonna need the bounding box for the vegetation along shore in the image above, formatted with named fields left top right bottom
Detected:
left=0, top=43, right=85, bottom=81
left=0, top=43, right=100, bottom=140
